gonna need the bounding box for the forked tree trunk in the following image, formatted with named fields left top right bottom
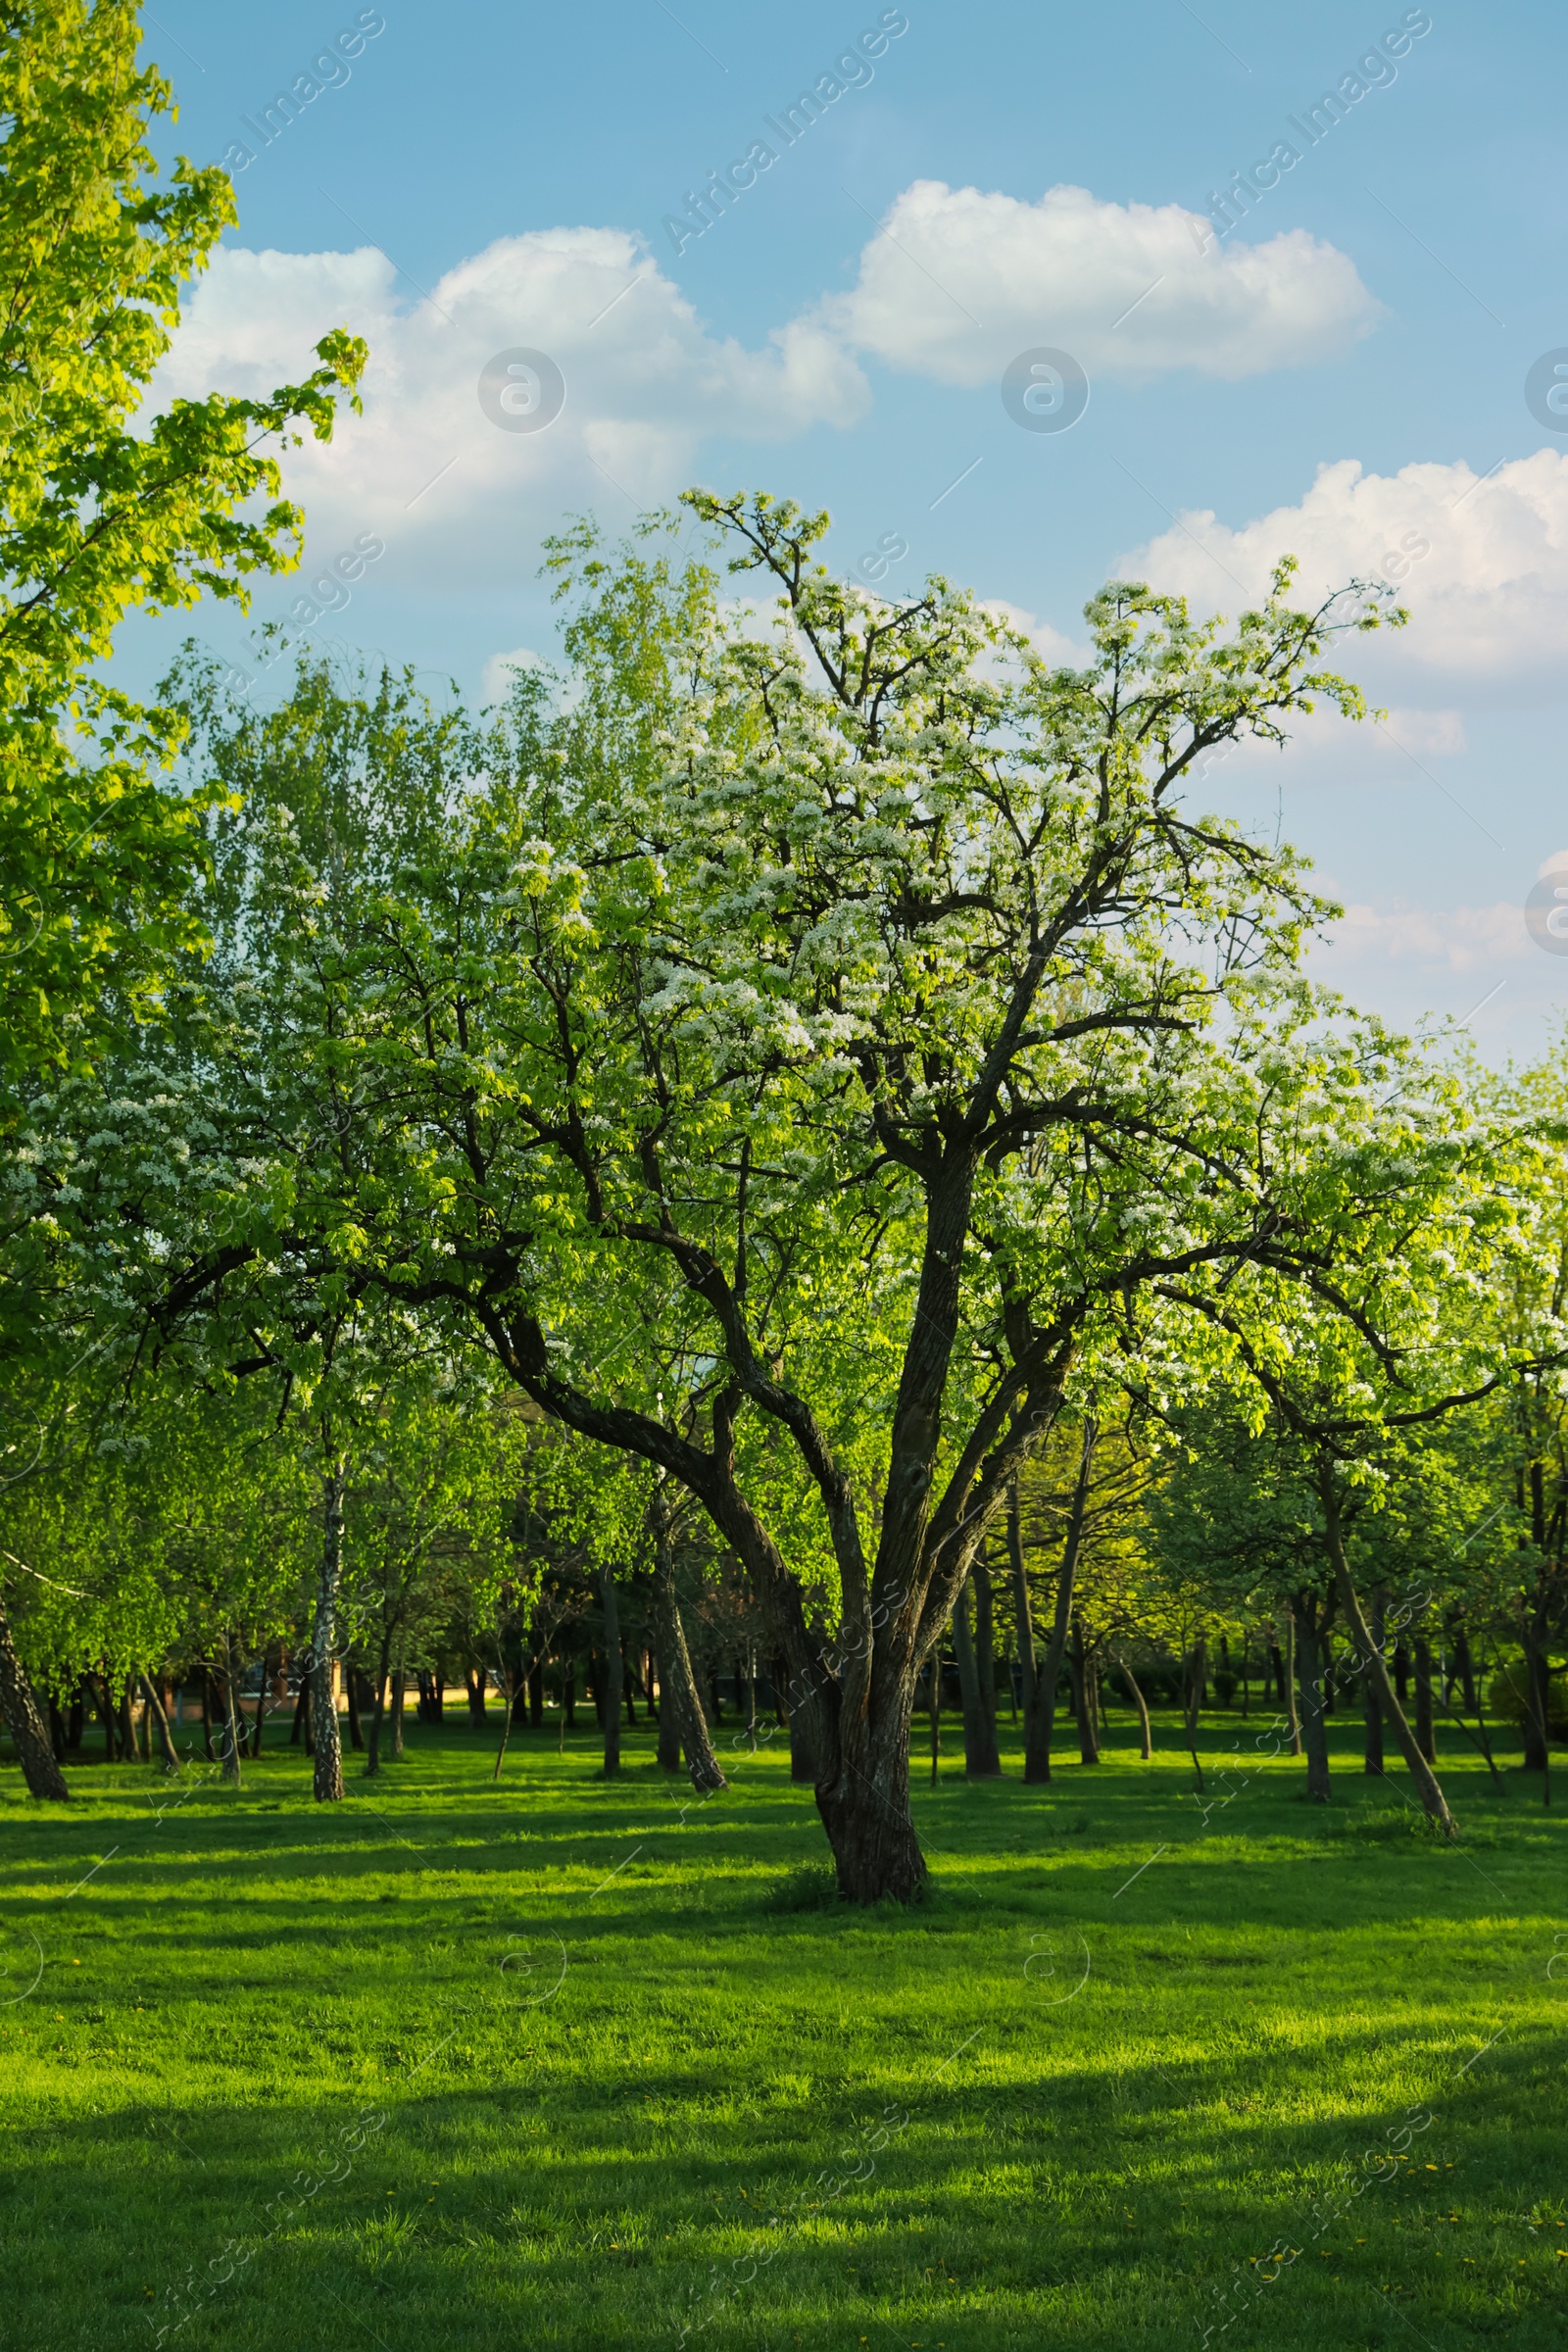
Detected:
left=652, top=1495, right=724, bottom=1792
left=952, top=1575, right=1001, bottom=1778
left=0, top=1594, right=70, bottom=1799
left=1317, top=1468, right=1454, bottom=1837
left=600, top=1564, right=623, bottom=1779
left=312, top=1462, right=346, bottom=1803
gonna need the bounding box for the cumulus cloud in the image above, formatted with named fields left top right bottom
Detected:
left=1119, top=451, right=1568, bottom=680
left=820, top=180, right=1380, bottom=385
left=154, top=229, right=869, bottom=588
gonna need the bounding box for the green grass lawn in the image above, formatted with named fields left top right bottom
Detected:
left=2, top=1703, right=1565, bottom=2351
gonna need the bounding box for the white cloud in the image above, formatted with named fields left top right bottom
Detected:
left=979, top=598, right=1091, bottom=668
left=821, top=180, right=1380, bottom=385
left=1376, top=708, right=1467, bottom=757
left=481, top=646, right=544, bottom=701
left=1120, top=451, right=1568, bottom=680
left=155, top=230, right=869, bottom=589
left=1322, top=900, right=1528, bottom=973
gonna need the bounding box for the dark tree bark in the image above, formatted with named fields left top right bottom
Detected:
left=1364, top=1591, right=1386, bottom=1776
left=952, top=1574, right=1002, bottom=1777
left=344, top=1667, right=365, bottom=1752
left=656, top=1643, right=683, bottom=1772
left=1394, top=1641, right=1409, bottom=1703
left=1283, top=1610, right=1301, bottom=1755
left=972, top=1556, right=999, bottom=1751
left=0, top=1593, right=70, bottom=1798
left=367, top=1662, right=389, bottom=1777
left=652, top=1496, right=724, bottom=1791
left=1321, top=1635, right=1336, bottom=1715
left=48, top=1698, right=67, bottom=1760
left=1011, top=1430, right=1095, bottom=1785
left=1269, top=1641, right=1287, bottom=1705
left=118, top=1680, right=138, bottom=1763
left=290, top=1676, right=309, bottom=1746
left=1316, top=1469, right=1454, bottom=1836
left=1450, top=1623, right=1479, bottom=1715
left=1070, top=1621, right=1100, bottom=1765
left=389, top=1668, right=406, bottom=1757
left=466, top=1667, right=488, bottom=1724
left=599, top=1564, right=624, bottom=1778
left=1413, top=1632, right=1437, bottom=1766
left=527, top=1653, right=543, bottom=1730
left=1183, top=1633, right=1206, bottom=1791
left=1114, top=1648, right=1152, bottom=1760
left=312, top=1461, right=346, bottom=1803
left=1293, top=1600, right=1333, bottom=1802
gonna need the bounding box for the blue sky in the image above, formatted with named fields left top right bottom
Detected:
left=131, top=0, right=1568, bottom=1057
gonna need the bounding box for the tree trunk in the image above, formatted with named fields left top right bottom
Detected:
left=1184, top=1634, right=1206, bottom=1791
left=1413, top=1632, right=1437, bottom=1766
left=466, top=1667, right=487, bottom=1725
left=600, top=1564, right=623, bottom=1779
left=952, top=1575, right=1002, bottom=1778
left=1013, top=1428, right=1095, bottom=1785
left=1394, top=1640, right=1409, bottom=1703
left=139, top=1675, right=180, bottom=1774
left=652, top=1496, right=724, bottom=1791
left=368, top=1660, right=389, bottom=1777
left=118, top=1679, right=138, bottom=1763
left=1451, top=1624, right=1479, bottom=1715
left=389, top=1668, right=406, bottom=1758
left=972, top=1557, right=1000, bottom=1757
left=290, top=1676, right=309, bottom=1746
left=1284, top=1610, right=1302, bottom=1755
left=526, top=1653, right=543, bottom=1730
left=1115, top=1648, right=1152, bottom=1759
left=1269, top=1641, right=1286, bottom=1705
left=1363, top=1591, right=1386, bottom=1776
left=1006, top=1474, right=1049, bottom=1782
left=1317, top=1468, right=1454, bottom=1836
left=220, top=1639, right=243, bottom=1787
left=345, top=1665, right=364, bottom=1752
left=249, top=1643, right=273, bottom=1759
left=1294, top=1606, right=1333, bottom=1802
left=1070, top=1621, right=1100, bottom=1765
left=312, top=1462, right=346, bottom=1803
left=0, top=1593, right=71, bottom=1799
left=656, top=1644, right=683, bottom=1772
left=814, top=1707, right=926, bottom=1904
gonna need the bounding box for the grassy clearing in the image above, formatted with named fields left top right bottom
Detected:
left=1, top=1707, right=1565, bottom=2351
